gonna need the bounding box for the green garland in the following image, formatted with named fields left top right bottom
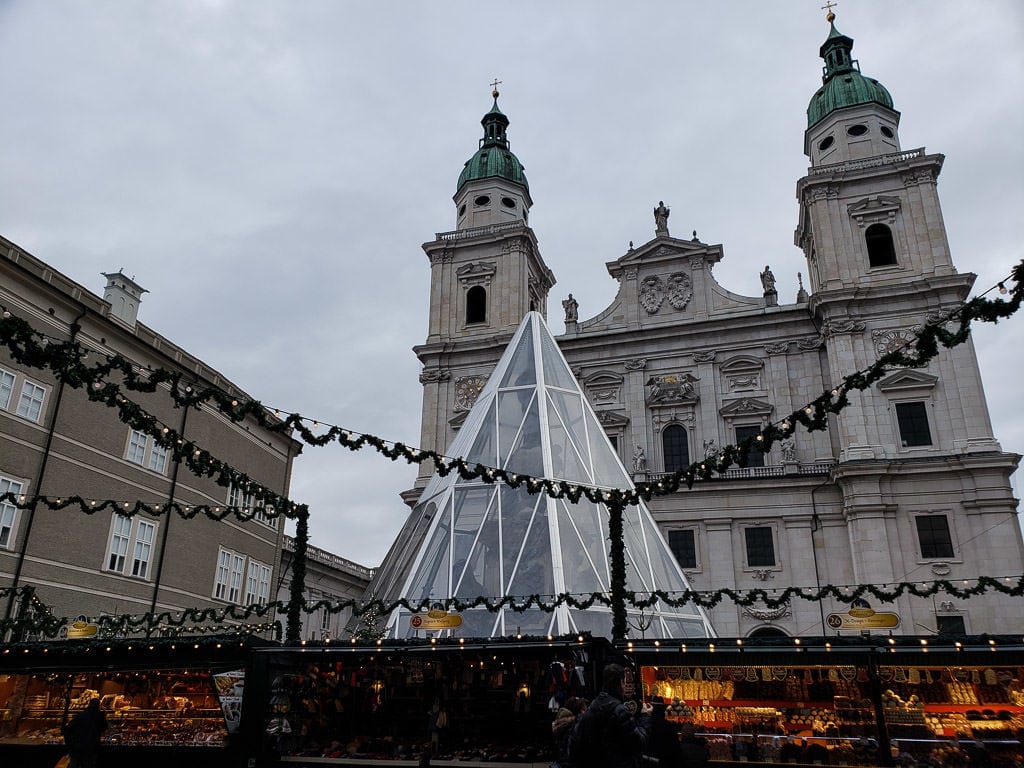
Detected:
left=0, top=491, right=305, bottom=522
left=4, top=574, right=1021, bottom=640
left=2, top=261, right=1022, bottom=646
left=2, top=260, right=1021, bottom=507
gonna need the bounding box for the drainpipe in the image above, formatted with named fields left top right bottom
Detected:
left=147, top=401, right=190, bottom=633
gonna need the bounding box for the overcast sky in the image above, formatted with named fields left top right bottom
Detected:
left=1, top=1, right=1021, bottom=569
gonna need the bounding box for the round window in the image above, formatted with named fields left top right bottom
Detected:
left=818, top=136, right=835, bottom=151
left=880, top=126, right=894, bottom=138
left=474, top=195, right=490, bottom=206
left=501, top=197, right=516, bottom=209
left=847, top=124, right=868, bottom=137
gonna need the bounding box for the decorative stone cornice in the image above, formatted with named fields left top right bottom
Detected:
left=419, top=368, right=450, bottom=384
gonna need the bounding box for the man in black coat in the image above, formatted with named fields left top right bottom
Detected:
left=64, top=697, right=108, bottom=768
left=570, top=664, right=651, bottom=768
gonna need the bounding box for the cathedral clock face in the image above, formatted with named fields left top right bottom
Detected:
left=875, top=329, right=912, bottom=357
left=454, top=375, right=488, bottom=411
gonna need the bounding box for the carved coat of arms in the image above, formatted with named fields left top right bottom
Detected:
left=639, top=276, right=666, bottom=314
left=667, top=272, right=693, bottom=310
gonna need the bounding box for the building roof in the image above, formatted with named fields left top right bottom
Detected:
left=456, top=92, right=529, bottom=193
left=807, top=20, right=894, bottom=128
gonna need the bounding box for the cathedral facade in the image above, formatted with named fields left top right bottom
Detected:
left=406, top=20, right=1023, bottom=638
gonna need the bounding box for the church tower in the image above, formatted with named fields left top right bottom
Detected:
left=794, top=12, right=1020, bottom=633
left=410, top=87, right=556, bottom=498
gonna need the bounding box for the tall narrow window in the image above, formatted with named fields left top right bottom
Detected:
left=866, top=223, right=897, bottom=267
left=127, top=430, right=149, bottom=464
left=896, top=402, right=932, bottom=447
left=668, top=529, right=697, bottom=569
left=466, top=285, right=487, bottom=324
left=214, top=549, right=232, bottom=599
left=148, top=443, right=168, bottom=473
left=228, top=553, right=245, bottom=603
left=662, top=425, right=690, bottom=472
left=745, top=527, right=776, bottom=567
left=108, top=515, right=132, bottom=572
left=0, top=369, right=15, bottom=410
left=16, top=380, right=46, bottom=422
left=0, top=477, right=24, bottom=549
left=735, top=425, right=765, bottom=468
left=131, top=520, right=155, bottom=578
left=245, top=560, right=272, bottom=606
left=916, top=515, right=954, bottom=559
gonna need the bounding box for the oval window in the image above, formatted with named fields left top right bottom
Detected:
left=501, top=197, right=516, bottom=209
left=458, top=204, right=466, bottom=216
left=847, top=124, right=868, bottom=137
left=880, top=126, right=894, bottom=138
left=474, top=195, right=490, bottom=206
left=818, top=136, right=835, bottom=151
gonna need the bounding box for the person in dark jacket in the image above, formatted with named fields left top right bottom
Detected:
left=552, top=697, right=586, bottom=768
left=643, top=702, right=683, bottom=768
left=677, top=722, right=709, bottom=768
left=64, top=697, right=107, bottom=768
left=570, top=664, right=650, bottom=768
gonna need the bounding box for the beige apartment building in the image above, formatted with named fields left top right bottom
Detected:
left=1, top=236, right=302, bottom=636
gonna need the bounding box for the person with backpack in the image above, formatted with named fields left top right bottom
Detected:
left=63, top=697, right=107, bottom=768
left=569, top=664, right=651, bottom=768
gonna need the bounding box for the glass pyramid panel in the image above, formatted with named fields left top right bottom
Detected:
left=378, top=312, right=714, bottom=639
left=500, top=328, right=536, bottom=388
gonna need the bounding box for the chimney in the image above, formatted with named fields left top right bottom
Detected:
left=102, top=270, right=147, bottom=328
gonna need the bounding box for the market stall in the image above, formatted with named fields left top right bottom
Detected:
left=625, top=634, right=1024, bottom=767
left=0, top=635, right=268, bottom=768
left=249, top=636, right=612, bottom=767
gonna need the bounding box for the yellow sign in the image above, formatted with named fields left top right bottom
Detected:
left=64, top=620, right=100, bottom=639
left=827, top=614, right=901, bottom=630
left=410, top=610, right=463, bottom=630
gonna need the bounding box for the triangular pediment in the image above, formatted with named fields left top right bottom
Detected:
left=877, top=369, right=939, bottom=392
left=373, top=312, right=714, bottom=640
left=607, top=237, right=723, bottom=278
left=719, top=397, right=774, bottom=420
left=594, top=409, right=630, bottom=428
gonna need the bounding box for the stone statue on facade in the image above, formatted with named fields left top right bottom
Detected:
left=632, top=445, right=647, bottom=474
left=654, top=201, right=670, bottom=236
left=562, top=293, right=579, bottom=323
left=703, top=439, right=719, bottom=460
left=780, top=435, right=796, bottom=462
left=760, top=265, right=777, bottom=294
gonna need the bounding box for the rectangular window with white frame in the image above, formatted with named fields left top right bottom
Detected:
left=0, top=368, right=15, bottom=410
left=1, top=476, right=25, bottom=549
left=124, top=429, right=169, bottom=475
left=227, top=484, right=278, bottom=530
left=105, top=514, right=158, bottom=579
left=215, top=546, right=272, bottom=605
left=16, top=380, right=47, bottom=423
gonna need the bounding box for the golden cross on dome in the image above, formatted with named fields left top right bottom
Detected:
left=821, top=1, right=837, bottom=22
left=490, top=78, right=502, bottom=98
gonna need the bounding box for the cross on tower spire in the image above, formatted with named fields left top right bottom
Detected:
left=821, top=1, right=837, bottom=22
left=490, top=78, right=502, bottom=98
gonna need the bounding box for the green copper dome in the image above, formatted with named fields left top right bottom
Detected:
left=457, top=95, right=529, bottom=193
left=807, top=22, right=894, bottom=128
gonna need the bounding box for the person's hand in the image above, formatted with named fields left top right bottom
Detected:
left=641, top=702, right=653, bottom=715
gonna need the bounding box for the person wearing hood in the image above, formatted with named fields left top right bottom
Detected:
left=570, top=664, right=651, bottom=768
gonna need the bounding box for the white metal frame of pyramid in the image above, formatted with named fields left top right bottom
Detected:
left=382, top=312, right=715, bottom=639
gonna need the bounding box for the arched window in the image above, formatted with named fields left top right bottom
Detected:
left=466, top=286, right=486, bottom=324
left=662, top=425, right=690, bottom=473
left=748, top=626, right=787, bottom=638
left=866, top=223, right=897, bottom=267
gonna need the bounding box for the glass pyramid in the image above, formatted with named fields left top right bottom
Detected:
left=379, top=312, right=715, bottom=639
